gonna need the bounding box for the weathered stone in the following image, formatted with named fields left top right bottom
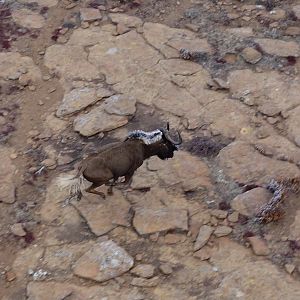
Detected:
left=80, top=8, right=102, bottom=22
left=194, top=225, right=214, bottom=251
left=225, top=27, right=253, bottom=37
left=68, top=27, right=114, bottom=47
left=193, top=247, right=211, bottom=260
left=285, top=264, right=296, bottom=274
left=10, top=223, right=26, bottom=237
left=143, top=22, right=212, bottom=58
left=44, top=113, right=68, bottom=136
left=148, top=151, right=212, bottom=191
left=210, top=209, right=228, bottom=219
left=13, top=246, right=44, bottom=279
left=197, top=98, right=255, bottom=139
left=116, top=23, right=130, bottom=35
left=248, top=236, right=270, bottom=256
left=0, top=147, right=16, bottom=204
left=286, top=106, right=300, bottom=147
left=164, top=233, right=186, bottom=244
left=73, top=240, right=134, bottom=282
left=255, top=38, right=300, bottom=57
left=133, top=207, right=188, bottom=235
left=241, top=47, right=262, bottom=64
left=214, top=226, right=232, bottom=237
left=130, top=264, right=155, bottom=278
left=218, top=141, right=300, bottom=185
left=159, top=263, right=173, bottom=275
left=131, top=163, right=158, bottom=190
left=268, top=9, right=286, bottom=20
left=40, top=175, right=88, bottom=246
left=73, top=105, right=128, bottom=136
left=292, top=5, right=300, bottom=19
left=43, top=241, right=95, bottom=272
left=228, top=211, right=239, bottom=223
left=231, top=187, right=272, bottom=217
left=18, top=0, right=58, bottom=7
left=289, top=210, right=300, bottom=240
left=285, top=27, right=300, bottom=36
left=209, top=260, right=300, bottom=299
left=27, top=282, right=143, bottom=300
left=88, top=30, right=161, bottom=84
left=131, top=276, right=159, bottom=287
left=109, top=13, right=142, bottom=28
left=5, top=271, right=16, bottom=282
left=228, top=69, right=300, bottom=116
left=57, top=87, right=113, bottom=117
left=44, top=45, right=100, bottom=81
left=74, top=190, right=131, bottom=236
left=0, top=52, right=41, bottom=83
left=103, top=94, right=136, bottom=116
left=12, top=8, right=45, bottom=29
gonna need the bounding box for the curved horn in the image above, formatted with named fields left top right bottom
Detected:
left=163, top=129, right=182, bottom=145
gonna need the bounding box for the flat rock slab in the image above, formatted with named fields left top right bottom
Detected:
left=27, top=281, right=143, bottom=300
left=231, top=187, right=272, bottom=217
left=56, top=86, right=113, bottom=117
left=0, top=147, right=16, bottom=204
left=80, top=8, right=102, bottom=22
left=12, top=8, right=45, bottom=29
left=228, top=69, right=300, bottom=116
left=133, top=207, right=188, bottom=235
left=255, top=38, right=300, bottom=57
left=74, top=190, right=131, bottom=236
left=217, top=141, right=300, bottom=185
left=18, top=0, right=58, bottom=7
left=44, top=45, right=100, bottom=81
left=194, top=225, right=214, bottom=251
left=0, top=52, right=41, bottom=82
left=73, top=105, right=128, bottom=136
left=103, top=94, right=136, bottom=116
left=73, top=240, right=134, bottom=282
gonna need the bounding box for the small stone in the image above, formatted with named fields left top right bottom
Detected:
left=41, top=158, right=56, bottom=168
left=164, top=233, right=186, bottom=244
left=248, top=236, right=270, bottom=256
left=193, top=247, right=211, bottom=261
left=59, top=27, right=68, bottom=35
left=131, top=276, right=159, bottom=287
left=285, top=27, right=300, bottom=36
left=116, top=23, right=130, bottom=35
left=285, top=264, right=295, bottom=274
left=242, top=16, right=251, bottom=22
left=254, top=38, right=300, bottom=57
left=28, top=85, right=36, bottom=91
left=73, top=240, right=134, bottom=282
left=81, top=21, right=90, bottom=29
left=38, top=100, right=44, bottom=106
left=194, top=225, right=214, bottom=251
left=210, top=209, right=228, bottom=219
left=5, top=271, right=16, bottom=282
left=231, top=188, right=272, bottom=217
left=241, top=47, right=262, bottom=64
left=0, top=116, right=6, bottom=125
left=42, top=75, right=51, bottom=81
left=10, top=153, right=18, bottom=159
left=159, top=263, right=173, bottom=275
left=135, top=254, right=143, bottom=261
left=228, top=211, right=239, bottom=223
left=48, top=87, right=56, bottom=93
left=214, top=226, right=232, bottom=237
left=80, top=8, right=102, bottom=22
left=10, top=223, right=26, bottom=237
left=131, top=264, right=155, bottom=278
left=65, top=3, right=77, bottom=9
left=133, top=207, right=188, bottom=235
left=185, top=23, right=199, bottom=32
left=292, top=5, right=300, bottom=19
left=28, top=130, right=40, bottom=137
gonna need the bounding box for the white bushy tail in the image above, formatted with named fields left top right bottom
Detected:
left=57, top=173, right=85, bottom=204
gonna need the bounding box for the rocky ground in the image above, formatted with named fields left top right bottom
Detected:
left=1, top=0, right=300, bottom=299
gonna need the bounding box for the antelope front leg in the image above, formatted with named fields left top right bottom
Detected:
left=85, top=183, right=106, bottom=199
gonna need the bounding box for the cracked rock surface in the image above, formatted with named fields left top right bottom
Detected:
left=1, top=0, right=300, bottom=299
